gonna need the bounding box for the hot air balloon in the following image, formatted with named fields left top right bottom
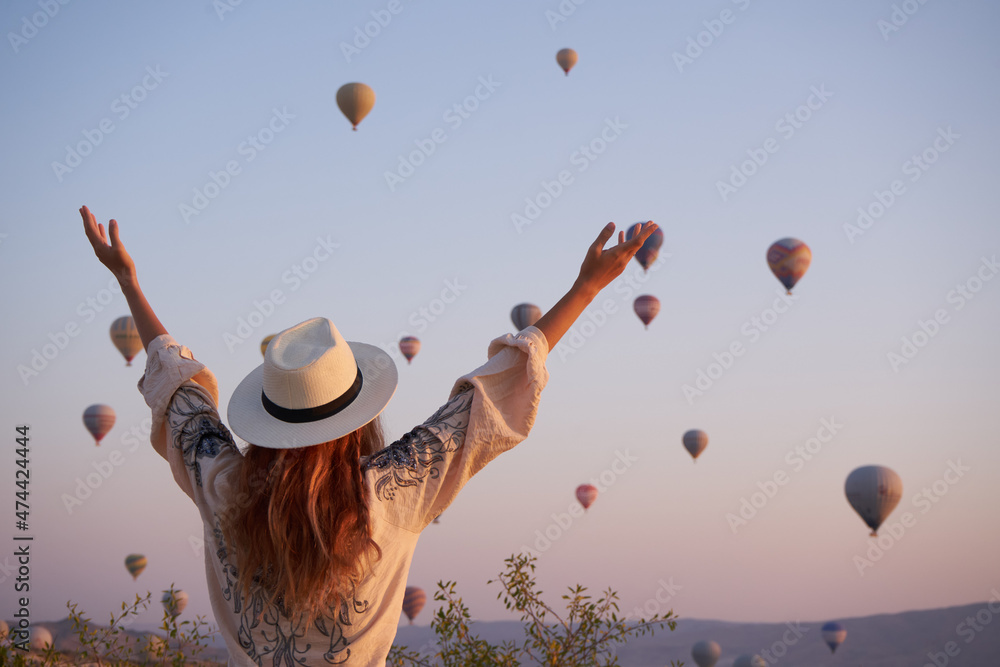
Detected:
left=29, top=626, right=53, bottom=651
left=402, top=586, right=426, bottom=625
left=143, top=635, right=167, bottom=661
left=691, top=640, right=721, bottom=667
left=162, top=590, right=188, bottom=618
left=260, top=334, right=275, bottom=357
left=337, top=83, right=375, bottom=131
left=0, top=619, right=9, bottom=641
left=110, top=316, right=142, bottom=366
left=682, top=429, right=709, bottom=462
left=511, top=303, right=542, bottom=331
left=821, top=621, right=847, bottom=654
left=766, top=238, right=811, bottom=294
left=633, top=295, right=660, bottom=329
left=125, top=554, right=147, bottom=580
left=845, top=465, right=902, bottom=536
left=399, top=336, right=420, bottom=365
left=83, top=404, right=115, bottom=445
left=626, top=223, right=664, bottom=272
left=556, top=48, right=578, bottom=76
left=733, top=655, right=766, bottom=667
left=576, top=484, right=598, bottom=511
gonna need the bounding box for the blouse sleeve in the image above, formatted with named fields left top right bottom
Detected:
left=364, top=326, right=549, bottom=532
left=137, top=334, right=241, bottom=506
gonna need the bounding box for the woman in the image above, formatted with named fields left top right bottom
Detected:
left=81, top=205, right=658, bottom=666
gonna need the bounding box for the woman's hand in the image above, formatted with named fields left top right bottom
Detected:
left=80, top=205, right=168, bottom=348
left=81, top=205, right=136, bottom=286
left=531, top=221, right=660, bottom=351
left=573, top=221, right=659, bottom=299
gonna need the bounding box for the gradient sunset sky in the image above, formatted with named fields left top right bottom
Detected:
left=1, top=0, right=998, bottom=632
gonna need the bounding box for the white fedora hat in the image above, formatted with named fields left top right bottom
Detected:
left=228, top=318, right=397, bottom=449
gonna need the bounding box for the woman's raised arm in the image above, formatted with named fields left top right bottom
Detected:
left=533, top=221, right=658, bottom=350
left=80, top=205, right=168, bottom=350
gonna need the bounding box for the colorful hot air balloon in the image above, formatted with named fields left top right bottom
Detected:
left=691, top=640, right=721, bottom=667
left=402, top=586, right=426, bottom=625
left=30, top=626, right=53, bottom=651
left=576, top=484, right=598, bottom=511
left=260, top=334, right=275, bottom=357
left=682, top=429, right=709, bottom=462
left=626, top=223, right=664, bottom=272
left=633, top=295, right=660, bottom=329
left=733, top=655, right=766, bottom=667
left=83, top=404, right=115, bottom=445
left=821, top=621, right=847, bottom=654
left=337, top=83, right=375, bottom=131
left=556, top=48, right=578, bottom=76
left=125, top=554, right=147, bottom=580
left=511, top=303, right=542, bottom=331
left=110, top=316, right=142, bottom=366
left=161, top=590, right=188, bottom=618
left=845, top=466, right=902, bottom=536
left=399, top=336, right=421, bottom=365
left=766, top=238, right=811, bottom=294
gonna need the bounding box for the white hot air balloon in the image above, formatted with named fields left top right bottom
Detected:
left=30, top=626, right=53, bottom=651
left=733, top=655, right=766, bottom=667
left=845, top=465, right=902, bottom=536
left=162, top=590, right=189, bottom=618
left=691, top=640, right=722, bottom=667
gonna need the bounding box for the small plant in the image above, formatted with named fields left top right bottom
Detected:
left=0, top=587, right=221, bottom=666
left=389, top=553, right=683, bottom=667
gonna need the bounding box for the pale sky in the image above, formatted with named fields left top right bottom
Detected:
left=1, top=0, right=998, bottom=633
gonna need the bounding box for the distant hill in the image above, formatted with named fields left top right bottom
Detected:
left=393, top=601, right=1000, bottom=666
left=10, top=600, right=998, bottom=665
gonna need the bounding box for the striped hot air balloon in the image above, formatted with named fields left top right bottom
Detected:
left=399, top=336, right=420, bottom=365
left=626, top=223, right=664, bottom=272
left=682, top=429, right=709, bottom=462
left=402, top=586, right=426, bottom=625
left=511, top=303, right=542, bottom=331
left=83, top=404, right=115, bottom=445
left=576, top=484, right=598, bottom=511
left=766, top=238, right=811, bottom=294
left=337, top=83, right=375, bottom=131
left=633, top=295, right=660, bottom=329
left=556, top=48, right=578, bottom=76
left=162, top=590, right=188, bottom=618
left=691, top=640, right=722, bottom=667
left=110, top=316, right=143, bottom=366
left=845, top=466, right=902, bottom=536
left=821, top=621, right=847, bottom=653
left=125, top=554, right=147, bottom=580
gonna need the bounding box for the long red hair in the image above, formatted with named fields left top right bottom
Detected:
left=220, top=418, right=384, bottom=625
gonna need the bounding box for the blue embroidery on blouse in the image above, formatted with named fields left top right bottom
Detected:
left=211, top=517, right=367, bottom=665
left=167, top=385, right=238, bottom=488
left=364, top=388, right=472, bottom=502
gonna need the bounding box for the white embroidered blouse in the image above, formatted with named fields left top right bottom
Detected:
left=137, top=326, right=549, bottom=666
